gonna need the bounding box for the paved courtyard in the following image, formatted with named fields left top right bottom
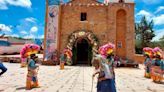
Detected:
left=0, top=63, right=164, bottom=92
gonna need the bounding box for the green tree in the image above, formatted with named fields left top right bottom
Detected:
left=135, top=16, right=155, bottom=53
left=159, top=35, right=164, bottom=50
left=159, top=35, right=164, bottom=41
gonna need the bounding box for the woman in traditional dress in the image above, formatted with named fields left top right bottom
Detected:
left=26, top=54, right=39, bottom=90
left=92, top=54, right=116, bottom=92
left=100, top=57, right=116, bottom=92
left=151, top=55, right=164, bottom=83
left=143, top=54, right=152, bottom=78
left=143, top=47, right=153, bottom=78
left=151, top=47, right=164, bottom=83
left=93, top=42, right=116, bottom=92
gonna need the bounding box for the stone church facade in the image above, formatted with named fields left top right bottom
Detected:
left=44, top=0, right=135, bottom=65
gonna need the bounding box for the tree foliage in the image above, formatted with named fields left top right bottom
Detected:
left=135, top=16, right=155, bottom=54
left=159, top=35, right=164, bottom=41
left=150, top=36, right=164, bottom=50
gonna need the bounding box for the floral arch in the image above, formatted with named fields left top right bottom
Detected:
left=66, top=30, right=99, bottom=52
left=65, top=30, right=99, bottom=65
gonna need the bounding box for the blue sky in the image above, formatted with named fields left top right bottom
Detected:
left=0, top=0, right=164, bottom=40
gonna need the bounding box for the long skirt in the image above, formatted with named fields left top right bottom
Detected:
left=144, top=66, right=151, bottom=78
left=97, top=79, right=116, bottom=92
left=151, top=66, right=163, bottom=83
left=26, top=70, right=39, bottom=89
left=97, top=81, right=102, bottom=92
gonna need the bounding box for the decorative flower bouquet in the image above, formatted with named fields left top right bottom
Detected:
left=143, top=47, right=154, bottom=58
left=63, top=48, right=73, bottom=65
left=98, top=42, right=115, bottom=58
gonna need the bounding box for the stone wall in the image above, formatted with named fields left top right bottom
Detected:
left=59, top=5, right=108, bottom=51
left=58, top=1, right=135, bottom=61
left=135, top=54, right=145, bottom=64
left=107, top=3, right=135, bottom=60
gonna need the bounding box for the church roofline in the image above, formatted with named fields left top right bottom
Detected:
left=67, top=0, right=102, bottom=4
left=62, top=0, right=134, bottom=6
left=109, top=0, right=134, bottom=3
left=61, top=2, right=134, bottom=7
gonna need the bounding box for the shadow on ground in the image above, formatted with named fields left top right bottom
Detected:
left=16, top=87, right=26, bottom=90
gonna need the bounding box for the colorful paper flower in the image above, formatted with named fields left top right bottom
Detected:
left=20, top=44, right=40, bottom=58
left=98, top=42, right=115, bottom=57
left=63, top=48, right=72, bottom=59
left=143, top=47, right=153, bottom=58
left=153, top=47, right=163, bottom=59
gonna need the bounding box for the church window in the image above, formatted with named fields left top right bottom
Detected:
left=81, top=12, right=87, bottom=21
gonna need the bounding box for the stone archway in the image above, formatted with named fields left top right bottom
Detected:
left=116, top=9, right=127, bottom=59
left=66, top=30, right=99, bottom=65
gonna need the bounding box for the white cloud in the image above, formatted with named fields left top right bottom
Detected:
left=0, top=24, right=12, bottom=32
left=20, top=30, right=27, bottom=35
left=11, top=34, right=19, bottom=37
left=142, top=0, right=163, bottom=4
left=6, top=0, right=32, bottom=8
left=155, top=6, right=164, bottom=13
left=136, top=10, right=152, bottom=17
left=136, top=10, right=164, bottom=25
left=41, top=35, right=44, bottom=38
left=39, top=35, right=44, bottom=39
left=0, top=0, right=5, bottom=3
left=24, top=34, right=44, bottom=39
left=0, top=0, right=8, bottom=10
left=153, top=14, right=164, bottom=25
left=0, top=0, right=32, bottom=10
left=152, top=29, right=164, bottom=41
left=30, top=26, right=38, bottom=33
left=4, top=34, right=19, bottom=38
left=17, top=18, right=36, bottom=34
left=25, top=17, right=37, bottom=23
left=136, top=10, right=153, bottom=20
left=24, top=34, right=35, bottom=39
